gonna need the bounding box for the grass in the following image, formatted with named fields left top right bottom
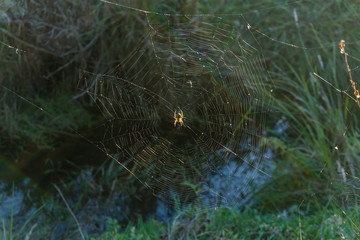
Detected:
left=1, top=0, right=360, bottom=239
left=96, top=204, right=360, bottom=239
left=0, top=158, right=141, bottom=239
left=0, top=183, right=46, bottom=240
left=0, top=183, right=14, bottom=240
left=255, top=0, right=360, bottom=209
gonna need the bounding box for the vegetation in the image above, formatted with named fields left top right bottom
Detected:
left=98, top=205, right=359, bottom=239
left=1, top=0, right=360, bottom=239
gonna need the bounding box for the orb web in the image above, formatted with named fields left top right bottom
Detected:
left=81, top=5, right=273, bottom=209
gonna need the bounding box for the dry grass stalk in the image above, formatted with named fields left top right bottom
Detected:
left=338, top=40, right=360, bottom=108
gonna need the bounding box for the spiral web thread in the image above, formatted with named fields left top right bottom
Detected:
left=81, top=2, right=274, bottom=208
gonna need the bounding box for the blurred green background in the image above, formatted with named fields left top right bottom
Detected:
left=1, top=0, right=360, bottom=239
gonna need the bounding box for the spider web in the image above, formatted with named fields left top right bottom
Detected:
left=80, top=1, right=274, bottom=209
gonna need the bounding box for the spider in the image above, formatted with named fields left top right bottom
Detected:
left=174, top=109, right=184, bottom=127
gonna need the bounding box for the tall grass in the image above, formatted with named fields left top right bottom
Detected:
left=254, top=0, right=360, bottom=211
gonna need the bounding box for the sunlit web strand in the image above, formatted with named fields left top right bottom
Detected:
left=100, top=0, right=310, bottom=17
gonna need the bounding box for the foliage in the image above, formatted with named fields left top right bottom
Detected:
left=98, top=204, right=360, bottom=239
left=96, top=218, right=164, bottom=240
left=254, top=0, right=360, bottom=209
left=1, top=0, right=360, bottom=239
